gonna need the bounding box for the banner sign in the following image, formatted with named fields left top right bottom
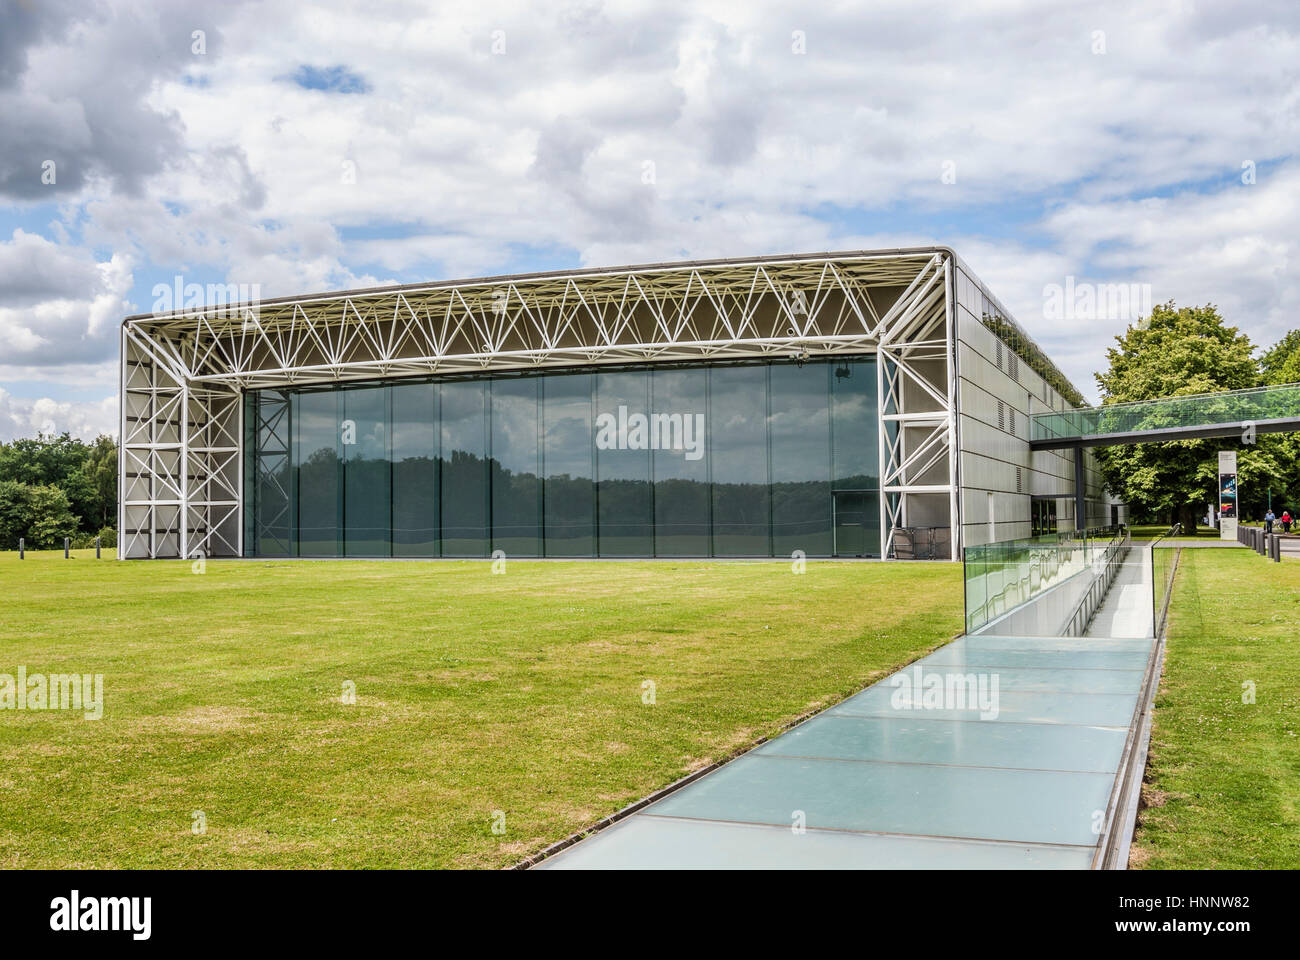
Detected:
left=1218, top=450, right=1238, bottom=541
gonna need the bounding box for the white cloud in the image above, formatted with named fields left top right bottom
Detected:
left=958, top=165, right=1300, bottom=400
left=0, top=229, right=133, bottom=368
left=0, top=387, right=117, bottom=442
left=2, top=0, right=1300, bottom=409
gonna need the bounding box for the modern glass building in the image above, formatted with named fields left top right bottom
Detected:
left=119, top=248, right=1110, bottom=561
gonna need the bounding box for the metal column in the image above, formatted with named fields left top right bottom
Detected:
left=1074, top=445, right=1087, bottom=532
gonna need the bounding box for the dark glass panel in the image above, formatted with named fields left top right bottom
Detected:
left=594, top=369, right=653, bottom=556
left=650, top=367, right=709, bottom=556
left=439, top=378, right=489, bottom=556
left=490, top=376, right=542, bottom=556
left=710, top=364, right=770, bottom=555
left=392, top=382, right=438, bottom=556
left=343, top=386, right=390, bottom=557
left=770, top=361, right=832, bottom=556
left=542, top=372, right=595, bottom=556
left=295, top=389, right=341, bottom=556
left=831, top=357, right=880, bottom=555
left=833, top=490, right=871, bottom=557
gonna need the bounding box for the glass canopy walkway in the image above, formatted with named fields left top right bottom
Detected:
left=1031, top=381, right=1300, bottom=449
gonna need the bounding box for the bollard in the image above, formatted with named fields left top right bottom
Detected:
left=18, top=538, right=23, bottom=560
left=64, top=537, right=70, bottom=559
left=95, top=536, right=101, bottom=560
left=1275, top=535, right=1283, bottom=563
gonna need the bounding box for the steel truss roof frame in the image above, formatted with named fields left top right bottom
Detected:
left=119, top=248, right=961, bottom=560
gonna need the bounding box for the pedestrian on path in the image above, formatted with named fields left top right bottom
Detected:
left=1284, top=510, right=1293, bottom=534
left=1265, top=509, right=1276, bottom=533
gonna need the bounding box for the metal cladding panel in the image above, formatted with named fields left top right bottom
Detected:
left=952, top=265, right=1108, bottom=541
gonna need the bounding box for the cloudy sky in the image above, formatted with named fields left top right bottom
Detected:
left=1, top=0, right=1297, bottom=440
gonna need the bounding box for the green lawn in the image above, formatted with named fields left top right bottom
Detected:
left=1133, top=548, right=1300, bottom=868
left=0, top=551, right=961, bottom=868
left=1127, top=524, right=1222, bottom=540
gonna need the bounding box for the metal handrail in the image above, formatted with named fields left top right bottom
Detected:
left=1150, top=524, right=1181, bottom=639
left=1053, top=380, right=1300, bottom=413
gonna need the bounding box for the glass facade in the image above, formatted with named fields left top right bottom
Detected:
left=244, top=357, right=881, bottom=558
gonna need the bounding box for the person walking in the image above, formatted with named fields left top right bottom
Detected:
left=1265, top=509, right=1276, bottom=533
left=1283, top=509, right=1293, bottom=534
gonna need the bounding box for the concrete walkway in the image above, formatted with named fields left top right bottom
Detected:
left=537, top=630, right=1155, bottom=870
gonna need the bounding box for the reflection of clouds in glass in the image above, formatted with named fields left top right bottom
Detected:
left=297, top=405, right=334, bottom=434
left=492, top=389, right=538, bottom=474
left=440, top=382, right=486, bottom=457
left=595, top=371, right=649, bottom=483
left=651, top=369, right=707, bottom=481
left=710, top=366, right=766, bottom=484
left=440, top=382, right=482, bottom=419
left=771, top=372, right=830, bottom=484
left=545, top=414, right=591, bottom=478
left=832, top=360, right=878, bottom=483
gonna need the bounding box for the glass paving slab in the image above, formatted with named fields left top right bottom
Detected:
left=537, top=632, right=1156, bottom=869
left=534, top=815, right=1095, bottom=870
left=828, top=688, right=1139, bottom=726
left=752, top=714, right=1128, bottom=773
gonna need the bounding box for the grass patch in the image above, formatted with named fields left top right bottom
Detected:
left=1132, top=548, right=1300, bottom=868
left=1127, top=524, right=1221, bottom=541
left=0, top=551, right=961, bottom=868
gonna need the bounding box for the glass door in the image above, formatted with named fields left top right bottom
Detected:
left=833, top=491, right=870, bottom=557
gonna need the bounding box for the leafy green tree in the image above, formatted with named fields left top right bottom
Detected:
left=0, top=432, right=117, bottom=535
left=1260, top=330, right=1300, bottom=386
left=25, top=485, right=80, bottom=549
left=1093, top=301, right=1276, bottom=532
left=0, top=433, right=88, bottom=487
left=0, top=481, right=80, bottom=549
left=0, top=480, right=30, bottom=548
left=78, top=434, right=118, bottom=530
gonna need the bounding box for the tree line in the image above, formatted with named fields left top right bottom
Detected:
left=0, top=434, right=117, bottom=549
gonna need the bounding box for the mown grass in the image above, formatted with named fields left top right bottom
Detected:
left=1127, top=524, right=1221, bottom=541
left=0, top=551, right=961, bottom=868
left=1133, top=548, right=1300, bottom=868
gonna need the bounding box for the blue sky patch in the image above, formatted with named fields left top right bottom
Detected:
left=285, top=64, right=370, bottom=94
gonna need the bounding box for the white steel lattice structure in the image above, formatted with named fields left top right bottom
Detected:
left=119, top=248, right=969, bottom=560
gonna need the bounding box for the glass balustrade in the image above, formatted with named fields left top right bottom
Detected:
left=963, top=526, right=1123, bottom=633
